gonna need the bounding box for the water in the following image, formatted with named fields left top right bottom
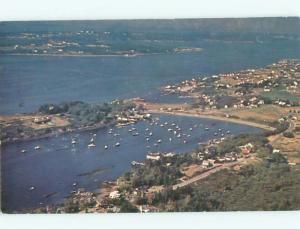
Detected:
left=1, top=40, right=299, bottom=114
left=1, top=24, right=299, bottom=212
left=1, top=114, right=262, bottom=212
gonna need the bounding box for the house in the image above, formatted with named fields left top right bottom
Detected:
left=146, top=153, right=161, bottom=161
left=109, top=190, right=121, bottom=199
left=239, top=143, right=254, bottom=157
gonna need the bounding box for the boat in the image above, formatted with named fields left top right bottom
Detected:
left=157, top=139, right=162, bottom=143
left=146, top=137, right=150, bottom=141
left=29, top=186, right=35, bottom=191
left=214, top=132, right=218, bottom=136
left=88, top=143, right=96, bottom=148
left=108, top=129, right=113, bottom=134
left=145, top=128, right=149, bottom=131
left=71, top=139, right=77, bottom=144
left=21, top=149, right=27, bottom=153
left=72, top=182, right=77, bottom=186
left=115, top=142, right=120, bottom=147
left=132, top=132, right=139, bottom=136
left=90, top=138, right=95, bottom=143
left=169, top=138, right=172, bottom=141
left=226, top=130, right=231, bottom=134
left=34, top=145, right=41, bottom=150
left=149, top=132, right=153, bottom=136
left=205, top=127, right=209, bottom=131
left=104, top=145, right=108, bottom=149
left=189, top=128, right=193, bottom=131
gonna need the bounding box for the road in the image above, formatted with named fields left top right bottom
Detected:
left=172, top=161, right=241, bottom=190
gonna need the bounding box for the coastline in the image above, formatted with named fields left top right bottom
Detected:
left=147, top=110, right=276, bottom=131
left=0, top=50, right=202, bottom=58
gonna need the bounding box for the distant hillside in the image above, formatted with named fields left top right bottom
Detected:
left=0, top=17, right=299, bottom=35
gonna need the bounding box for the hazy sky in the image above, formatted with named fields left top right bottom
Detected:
left=0, top=0, right=299, bottom=21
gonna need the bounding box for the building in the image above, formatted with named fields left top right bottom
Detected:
left=109, top=190, right=121, bottom=199
left=146, top=153, right=161, bottom=161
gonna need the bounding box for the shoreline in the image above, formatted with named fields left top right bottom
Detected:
left=147, top=110, right=276, bottom=131
left=1, top=110, right=274, bottom=146
left=0, top=50, right=202, bottom=58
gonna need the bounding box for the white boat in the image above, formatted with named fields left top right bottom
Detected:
left=146, top=137, right=150, bottom=141
left=205, top=127, right=209, bottom=131
left=189, top=128, right=193, bottom=131
left=115, top=142, right=120, bottom=147
left=149, top=132, right=153, bottom=136
left=21, top=149, right=27, bottom=153
left=90, top=138, right=95, bottom=143
left=88, top=143, right=96, bottom=148
left=226, top=130, right=231, bottom=134
left=93, top=133, right=97, bottom=137
left=34, top=145, right=41, bottom=150
left=73, top=182, right=77, bottom=186
left=169, top=138, right=172, bottom=142
left=104, top=145, right=108, bottom=149
left=157, top=139, right=162, bottom=143
left=71, top=139, right=77, bottom=144
left=132, top=132, right=139, bottom=136
left=29, top=186, right=35, bottom=191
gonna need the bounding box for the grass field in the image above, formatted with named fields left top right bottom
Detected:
left=261, top=88, right=300, bottom=103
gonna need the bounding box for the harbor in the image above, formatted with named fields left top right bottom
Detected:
left=1, top=114, right=261, bottom=212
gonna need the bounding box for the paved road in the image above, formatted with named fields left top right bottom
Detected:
left=172, top=161, right=240, bottom=190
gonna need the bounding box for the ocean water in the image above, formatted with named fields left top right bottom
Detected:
left=1, top=26, right=300, bottom=212
left=1, top=114, right=262, bottom=212
left=1, top=40, right=299, bottom=114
